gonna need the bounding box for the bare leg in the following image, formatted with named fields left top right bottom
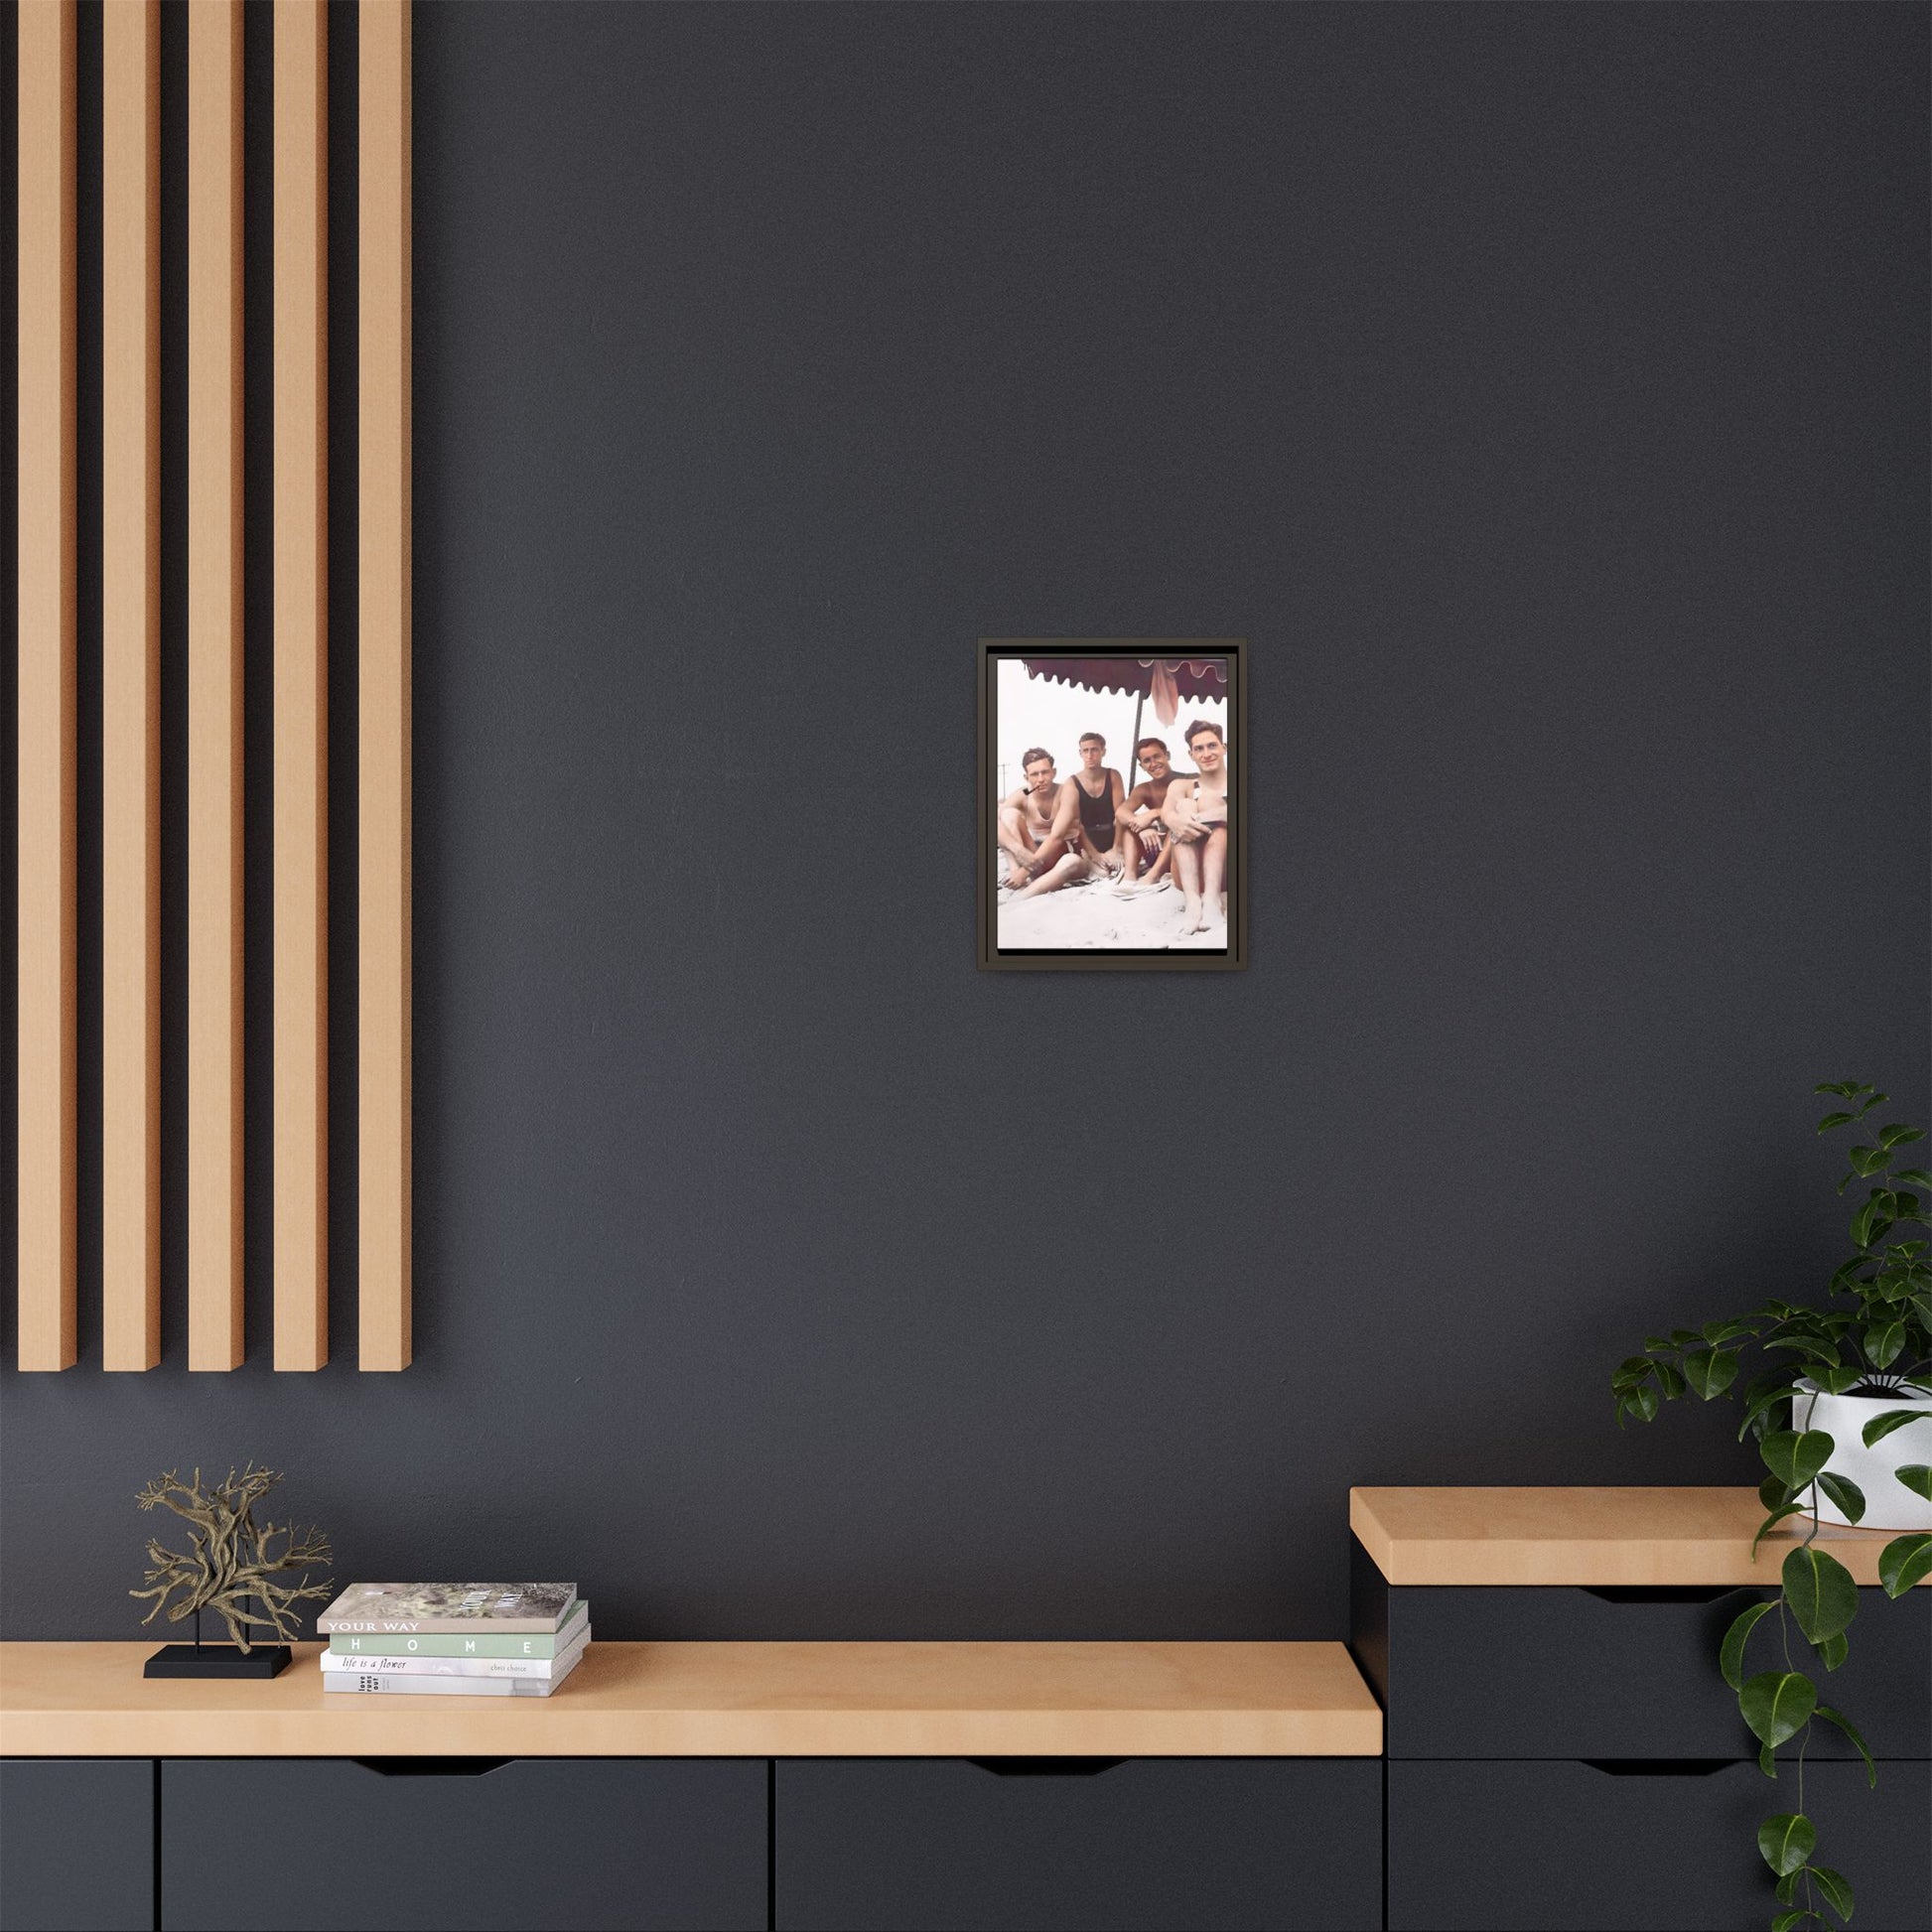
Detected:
left=997, top=810, right=1038, bottom=886
left=1114, top=831, right=1171, bottom=895
left=1201, top=826, right=1228, bottom=927
left=1173, top=838, right=1204, bottom=930
left=1015, top=851, right=1089, bottom=899
left=1086, top=836, right=1124, bottom=881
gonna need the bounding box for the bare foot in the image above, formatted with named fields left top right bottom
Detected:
left=1181, top=894, right=1205, bottom=932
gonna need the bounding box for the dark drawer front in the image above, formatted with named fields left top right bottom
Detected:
left=1388, top=1758, right=1932, bottom=1931
left=0, top=1760, right=153, bottom=1932
left=775, top=1757, right=1379, bottom=1932
left=161, top=1758, right=765, bottom=1931
left=1352, top=1542, right=1932, bottom=1759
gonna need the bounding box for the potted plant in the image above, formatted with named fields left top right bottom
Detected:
left=1611, top=1081, right=1932, bottom=1932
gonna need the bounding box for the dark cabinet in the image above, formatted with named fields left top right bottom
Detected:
left=774, top=1756, right=1380, bottom=1931
left=0, top=1760, right=153, bottom=1932
left=1355, top=1534, right=1932, bottom=1932
left=160, top=1757, right=766, bottom=1931
left=1350, top=1541, right=1932, bottom=1761
left=1387, top=1758, right=1932, bottom=1931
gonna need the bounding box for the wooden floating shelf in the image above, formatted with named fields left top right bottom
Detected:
left=0, top=1641, right=1381, bottom=1759
left=1351, top=1486, right=1929, bottom=1588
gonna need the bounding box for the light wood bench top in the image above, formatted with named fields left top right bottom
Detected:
left=0, top=1640, right=1382, bottom=1758
left=1351, top=1486, right=1926, bottom=1587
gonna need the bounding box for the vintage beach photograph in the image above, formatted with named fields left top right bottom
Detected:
left=978, top=641, right=1246, bottom=969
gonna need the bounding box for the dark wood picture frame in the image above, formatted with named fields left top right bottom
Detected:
left=978, top=639, right=1248, bottom=971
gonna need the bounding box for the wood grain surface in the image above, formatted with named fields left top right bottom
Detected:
left=1351, top=1486, right=1929, bottom=1587
left=16, top=0, right=78, bottom=1371
left=0, top=1640, right=1381, bottom=1757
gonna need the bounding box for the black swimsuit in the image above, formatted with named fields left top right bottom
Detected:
left=1075, top=775, right=1116, bottom=850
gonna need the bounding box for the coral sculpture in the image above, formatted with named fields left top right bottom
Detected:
left=131, top=1465, right=334, bottom=1652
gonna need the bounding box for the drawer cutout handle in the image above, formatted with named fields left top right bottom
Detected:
left=1581, top=1587, right=1751, bottom=1605
left=1584, top=1759, right=1735, bottom=1777
left=352, top=1757, right=513, bottom=1778
left=968, top=1758, right=1126, bottom=1777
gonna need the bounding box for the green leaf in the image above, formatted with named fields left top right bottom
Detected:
left=1753, top=1502, right=1810, bottom=1556
left=1775, top=1873, right=1801, bottom=1907
left=1760, top=1474, right=1795, bottom=1511
left=1739, top=1380, right=1799, bottom=1442
left=1815, top=1630, right=1849, bottom=1672
left=1616, top=1383, right=1659, bottom=1427
left=1861, top=1408, right=1929, bottom=1448
left=1739, top=1670, right=1817, bottom=1747
left=1759, top=1737, right=1778, bottom=1777
left=1683, top=1347, right=1738, bottom=1399
left=1782, top=1547, right=1860, bottom=1643
left=1816, top=1111, right=1856, bottom=1132
left=1762, top=1430, right=1835, bottom=1490
left=1894, top=1464, right=1932, bottom=1502
left=1813, top=1705, right=1876, bottom=1787
left=1816, top=1472, right=1865, bottom=1524
left=1810, top=1364, right=1865, bottom=1395
left=1720, top=1598, right=1777, bottom=1690
left=1892, top=1169, right=1932, bottom=1190
left=1653, top=1358, right=1687, bottom=1399
left=1769, top=1908, right=1807, bottom=1932
left=1852, top=1192, right=1895, bottom=1248
left=1814, top=1081, right=1858, bottom=1097
left=1878, top=1123, right=1926, bottom=1150
left=1702, top=1319, right=1755, bottom=1345
left=1810, top=1863, right=1855, bottom=1922
left=1857, top=1089, right=1888, bottom=1117
left=1850, top=1145, right=1889, bottom=1176
left=1878, top=1532, right=1932, bottom=1596
left=1758, top=1813, right=1815, bottom=1877
left=1864, top=1320, right=1906, bottom=1369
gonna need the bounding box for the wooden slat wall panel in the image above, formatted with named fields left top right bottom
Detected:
left=101, top=0, right=163, bottom=1371
left=274, top=0, right=328, bottom=1370
left=359, top=0, right=412, bottom=1369
left=187, top=0, right=245, bottom=1370
left=16, top=0, right=78, bottom=1372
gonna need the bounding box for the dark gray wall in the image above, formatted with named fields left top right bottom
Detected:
left=3, top=1, right=1927, bottom=1640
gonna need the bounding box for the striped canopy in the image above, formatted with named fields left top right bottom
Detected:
left=1023, top=657, right=1228, bottom=699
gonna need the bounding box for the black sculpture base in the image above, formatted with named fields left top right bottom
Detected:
left=145, top=1643, right=291, bottom=1679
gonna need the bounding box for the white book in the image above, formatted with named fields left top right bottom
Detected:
left=324, top=1647, right=584, bottom=1699
left=320, top=1628, right=590, bottom=1680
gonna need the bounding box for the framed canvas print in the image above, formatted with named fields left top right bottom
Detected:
left=978, top=639, right=1247, bottom=971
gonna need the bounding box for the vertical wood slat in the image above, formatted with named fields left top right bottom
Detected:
left=188, top=0, right=245, bottom=1369
left=274, top=0, right=328, bottom=1370
left=359, top=0, right=412, bottom=1370
left=101, top=0, right=162, bottom=1371
left=16, top=1, right=78, bottom=1371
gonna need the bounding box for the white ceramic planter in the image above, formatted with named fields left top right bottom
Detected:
left=1794, top=1379, right=1932, bottom=1532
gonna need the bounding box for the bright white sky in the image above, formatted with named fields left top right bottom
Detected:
left=993, top=657, right=1229, bottom=800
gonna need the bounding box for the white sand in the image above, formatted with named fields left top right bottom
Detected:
left=995, top=871, right=1229, bottom=952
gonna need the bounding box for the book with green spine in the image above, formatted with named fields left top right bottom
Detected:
left=327, top=1600, right=588, bottom=1658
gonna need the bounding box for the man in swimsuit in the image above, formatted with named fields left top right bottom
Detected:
left=1061, top=732, right=1128, bottom=879
left=996, top=748, right=1081, bottom=895
left=1111, top=737, right=1184, bottom=896
left=1165, top=719, right=1230, bottom=934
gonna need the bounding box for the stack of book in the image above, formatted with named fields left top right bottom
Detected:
left=316, top=1584, right=590, bottom=1698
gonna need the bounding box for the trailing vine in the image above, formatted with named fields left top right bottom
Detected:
left=1612, top=1082, right=1932, bottom=1931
